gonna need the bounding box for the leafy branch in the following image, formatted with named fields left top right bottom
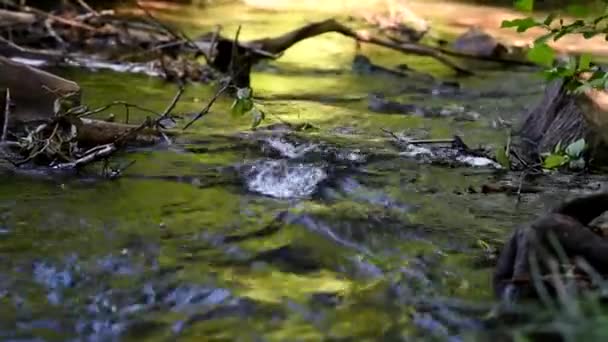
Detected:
left=502, top=0, right=608, bottom=92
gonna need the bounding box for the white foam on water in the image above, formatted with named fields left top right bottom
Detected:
left=399, top=144, right=433, bottom=158
left=264, top=137, right=317, bottom=159
left=456, top=155, right=501, bottom=168
left=245, top=160, right=327, bottom=199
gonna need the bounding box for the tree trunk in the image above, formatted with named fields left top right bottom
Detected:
left=514, top=79, right=608, bottom=165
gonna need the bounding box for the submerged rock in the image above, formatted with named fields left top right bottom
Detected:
left=368, top=93, right=427, bottom=116
left=368, top=94, right=481, bottom=121
left=452, top=27, right=508, bottom=58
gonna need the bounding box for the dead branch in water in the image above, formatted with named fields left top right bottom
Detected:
left=2, top=85, right=183, bottom=172
left=201, top=19, right=473, bottom=76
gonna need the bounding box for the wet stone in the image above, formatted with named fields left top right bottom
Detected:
left=164, top=285, right=231, bottom=312
left=32, top=262, right=76, bottom=291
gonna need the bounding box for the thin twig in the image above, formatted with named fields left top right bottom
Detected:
left=160, top=85, right=184, bottom=118
left=516, top=171, right=527, bottom=203
left=74, top=0, right=99, bottom=16
left=16, top=122, right=60, bottom=166
left=183, top=82, right=230, bottom=130
left=79, top=101, right=161, bottom=118
left=2, top=88, right=10, bottom=142
left=381, top=127, right=403, bottom=142
left=135, top=2, right=212, bottom=62
left=207, top=25, right=222, bottom=61
left=183, top=26, right=244, bottom=130
left=22, top=6, right=97, bottom=31
left=44, top=18, right=67, bottom=47
left=0, top=36, right=64, bottom=58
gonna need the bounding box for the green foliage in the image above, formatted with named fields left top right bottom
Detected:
left=503, top=0, right=608, bottom=92
left=230, top=87, right=266, bottom=129
left=495, top=135, right=511, bottom=169
left=542, top=153, right=570, bottom=169
left=501, top=17, right=540, bottom=32
left=526, top=43, right=555, bottom=67
left=541, top=138, right=587, bottom=170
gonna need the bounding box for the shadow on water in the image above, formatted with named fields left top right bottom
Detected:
left=3, top=1, right=608, bottom=341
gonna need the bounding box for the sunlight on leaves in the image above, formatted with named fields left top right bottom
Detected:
left=501, top=17, right=539, bottom=32
left=542, top=154, right=570, bottom=169
left=527, top=43, right=555, bottom=67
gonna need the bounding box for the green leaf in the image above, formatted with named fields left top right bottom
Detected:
left=231, top=99, right=244, bottom=117
left=543, top=13, right=556, bottom=26
left=565, top=138, right=586, bottom=158
left=543, top=154, right=570, bottom=169
left=553, top=140, right=562, bottom=154
left=231, top=98, right=254, bottom=117
left=250, top=107, right=265, bottom=128
left=501, top=17, right=540, bottom=32
left=579, top=53, right=592, bottom=70
left=583, top=31, right=599, bottom=39
left=495, top=145, right=511, bottom=169
left=527, top=43, right=555, bottom=67
left=515, top=0, right=533, bottom=12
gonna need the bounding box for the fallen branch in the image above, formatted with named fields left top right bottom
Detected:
left=436, top=46, right=536, bottom=67
left=53, top=143, right=116, bottom=169
left=219, top=19, right=473, bottom=75
left=21, top=5, right=97, bottom=32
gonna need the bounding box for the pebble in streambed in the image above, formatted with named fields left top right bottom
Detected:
left=368, top=94, right=481, bottom=122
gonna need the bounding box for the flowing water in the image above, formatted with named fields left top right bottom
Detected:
left=2, top=2, right=608, bottom=341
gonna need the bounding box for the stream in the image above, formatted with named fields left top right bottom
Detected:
left=2, top=1, right=608, bottom=341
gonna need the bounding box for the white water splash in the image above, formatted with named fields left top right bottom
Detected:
left=399, top=144, right=433, bottom=158
left=456, top=155, right=501, bottom=168
left=244, top=160, right=327, bottom=199
left=10, top=57, right=162, bottom=77
left=264, top=137, right=317, bottom=159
